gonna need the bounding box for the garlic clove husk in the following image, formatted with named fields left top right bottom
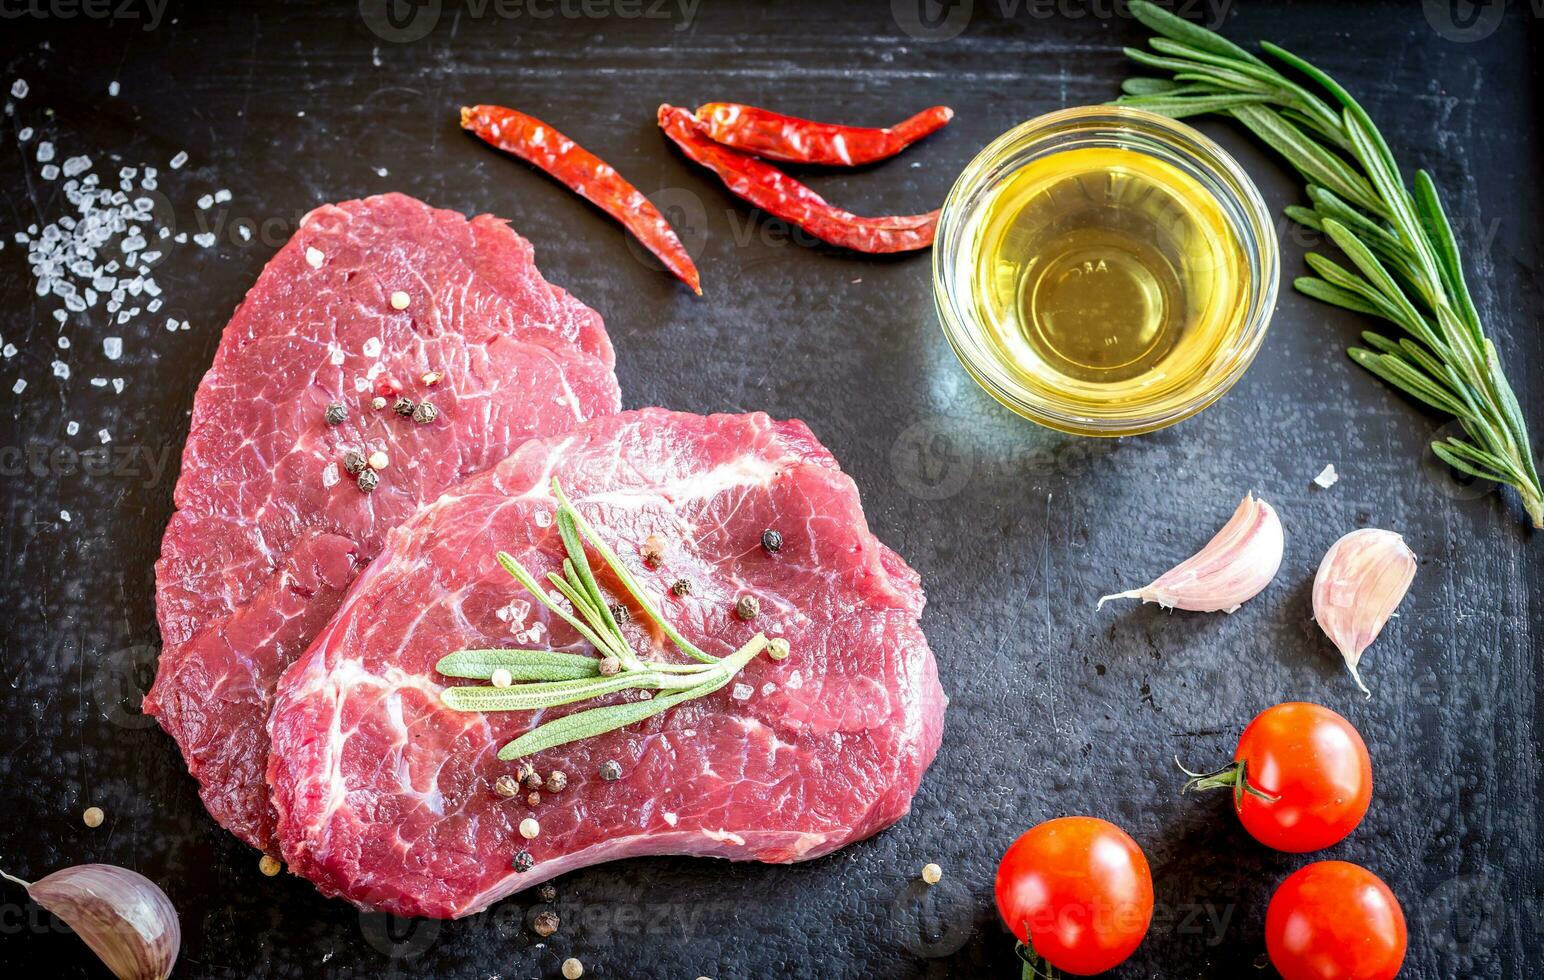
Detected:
left=1099, top=493, right=1284, bottom=613
left=1312, top=527, right=1417, bottom=697
left=2, top=864, right=180, bottom=980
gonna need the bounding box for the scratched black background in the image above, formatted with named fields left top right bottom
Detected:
left=0, top=1, right=1539, bottom=977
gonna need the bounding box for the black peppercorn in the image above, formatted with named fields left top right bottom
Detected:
left=324, top=403, right=346, bottom=426
left=598, top=656, right=621, bottom=676
left=599, top=760, right=622, bottom=782
left=670, top=578, right=691, bottom=597
left=539, top=884, right=557, bottom=903
left=760, top=528, right=783, bottom=553
left=527, top=791, right=541, bottom=806
left=735, top=594, right=760, bottom=621
left=545, top=770, right=568, bottom=793
left=356, top=469, right=379, bottom=493
left=411, top=401, right=437, bottom=425
left=608, top=602, right=629, bottom=623
left=494, top=774, right=520, bottom=798
left=343, top=450, right=367, bottom=475
left=523, top=771, right=543, bottom=791
left=511, top=849, right=534, bottom=873
left=392, top=396, right=415, bottom=417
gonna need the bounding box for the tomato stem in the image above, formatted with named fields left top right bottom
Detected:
left=1014, top=940, right=1060, bottom=980
left=1175, top=756, right=1280, bottom=808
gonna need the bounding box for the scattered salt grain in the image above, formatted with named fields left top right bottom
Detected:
left=111, top=378, right=124, bottom=393
left=51, top=360, right=69, bottom=379
left=169, top=150, right=188, bottom=169
left=196, top=193, right=213, bottom=209
left=99, top=429, right=112, bottom=443
left=90, top=377, right=108, bottom=387
left=1313, top=464, right=1339, bottom=489
left=66, top=420, right=78, bottom=435
left=57, top=336, right=69, bottom=349
left=321, top=462, right=340, bottom=488
left=16, top=126, right=31, bottom=142
left=305, top=246, right=324, bottom=268
left=374, top=166, right=389, bottom=177
left=236, top=225, right=251, bottom=242
left=10, top=79, right=27, bottom=99
left=361, top=336, right=383, bottom=358
left=35, top=140, right=53, bottom=163
left=213, top=188, right=231, bottom=204
left=11, top=379, right=25, bottom=394
left=108, top=81, right=119, bottom=97
left=39, top=164, right=58, bottom=180
left=63, top=155, right=92, bottom=178
left=329, top=348, right=345, bottom=366
left=60, top=510, right=71, bottom=522
left=760, top=682, right=777, bottom=696
left=193, top=232, right=216, bottom=248
left=174, top=232, right=187, bottom=244
left=731, top=682, right=753, bottom=701
left=2, top=344, right=16, bottom=358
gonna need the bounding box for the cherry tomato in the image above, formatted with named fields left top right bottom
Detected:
left=994, top=816, right=1154, bottom=976
left=1186, top=702, right=1372, bottom=852
left=1266, top=861, right=1407, bottom=980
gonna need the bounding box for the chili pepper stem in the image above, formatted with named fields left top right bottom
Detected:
left=1015, top=941, right=1060, bottom=980
left=1176, top=756, right=1280, bottom=805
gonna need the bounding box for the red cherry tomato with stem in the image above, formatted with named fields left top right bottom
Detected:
left=994, top=816, right=1154, bottom=977
left=1266, top=861, right=1407, bottom=980
left=1179, top=702, right=1371, bottom=852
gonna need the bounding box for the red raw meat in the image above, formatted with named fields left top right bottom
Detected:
left=267, top=409, right=945, bottom=918
left=145, top=193, right=620, bottom=854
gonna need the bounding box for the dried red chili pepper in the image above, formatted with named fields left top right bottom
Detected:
left=694, top=103, right=953, bottom=166
left=461, top=104, right=701, bottom=295
left=657, top=104, right=940, bottom=254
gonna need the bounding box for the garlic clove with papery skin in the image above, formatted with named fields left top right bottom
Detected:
left=1098, top=493, right=1284, bottom=613
left=1, top=864, right=180, bottom=980
left=1313, top=528, right=1417, bottom=697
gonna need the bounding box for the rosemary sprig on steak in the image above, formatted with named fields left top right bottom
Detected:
left=436, top=478, right=770, bottom=760
left=1115, top=0, right=1543, bottom=527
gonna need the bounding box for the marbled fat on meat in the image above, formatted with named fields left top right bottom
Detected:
left=145, top=194, right=620, bottom=854
left=267, top=409, right=945, bottom=918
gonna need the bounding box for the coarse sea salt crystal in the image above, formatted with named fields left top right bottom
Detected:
left=2, top=344, right=16, bottom=358
left=321, top=462, right=340, bottom=488
left=10, top=79, right=27, bottom=99
left=193, top=232, right=215, bottom=248
left=329, top=348, right=345, bottom=366
left=36, top=140, right=53, bottom=163
left=62, top=155, right=91, bottom=178
left=39, top=164, right=58, bottom=180
left=91, top=377, right=108, bottom=387
left=51, top=360, right=69, bottom=379
left=11, top=379, right=25, bottom=394
left=17, top=126, right=31, bottom=142
left=361, top=336, right=383, bottom=358
left=1313, top=464, right=1339, bottom=489
left=112, top=377, right=124, bottom=393
left=731, top=683, right=753, bottom=701
left=60, top=510, right=71, bottom=522
left=108, top=81, right=119, bottom=97
left=57, top=336, right=69, bottom=349
left=236, top=225, right=251, bottom=242
left=98, top=428, right=111, bottom=443
left=169, top=150, right=188, bottom=169
left=103, top=337, right=122, bottom=360
left=305, top=246, right=324, bottom=268
left=196, top=193, right=213, bottom=209
left=66, top=420, right=78, bottom=435
left=760, top=682, right=777, bottom=696
left=213, top=188, right=231, bottom=203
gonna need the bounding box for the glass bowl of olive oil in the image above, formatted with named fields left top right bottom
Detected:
left=933, top=105, right=1278, bottom=436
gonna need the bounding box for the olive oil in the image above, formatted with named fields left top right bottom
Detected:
left=966, top=146, right=1249, bottom=411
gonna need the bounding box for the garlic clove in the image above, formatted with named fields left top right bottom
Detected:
left=2, top=864, right=180, bottom=980
left=1312, top=528, right=1417, bottom=697
left=1099, top=493, right=1284, bottom=614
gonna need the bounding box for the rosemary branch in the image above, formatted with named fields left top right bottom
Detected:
left=436, top=478, right=772, bottom=760
left=1114, top=0, right=1543, bottom=528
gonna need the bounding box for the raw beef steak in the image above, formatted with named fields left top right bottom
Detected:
left=145, top=193, right=620, bottom=854
left=267, top=409, right=945, bottom=918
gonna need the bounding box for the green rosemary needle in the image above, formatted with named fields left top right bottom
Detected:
left=1115, top=0, right=1543, bottom=528
left=435, top=478, right=775, bottom=760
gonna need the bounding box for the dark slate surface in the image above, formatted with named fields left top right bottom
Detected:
left=0, top=2, right=1538, bottom=977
